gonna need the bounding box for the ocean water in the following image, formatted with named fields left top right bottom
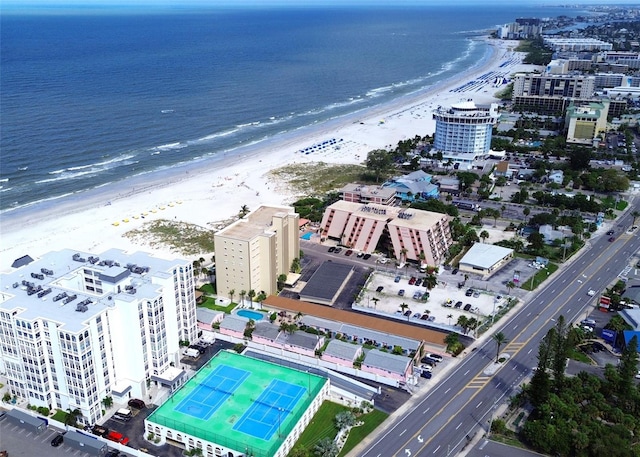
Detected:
left=0, top=3, right=586, bottom=212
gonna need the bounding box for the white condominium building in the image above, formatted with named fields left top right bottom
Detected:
left=0, top=248, right=197, bottom=426
left=214, top=205, right=300, bottom=300
left=433, top=101, right=499, bottom=164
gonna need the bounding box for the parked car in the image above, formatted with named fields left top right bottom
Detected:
left=403, top=310, right=412, bottom=317
left=451, top=268, right=459, bottom=275
left=463, top=304, right=472, bottom=311
left=334, top=247, right=342, bottom=254
left=454, top=301, right=463, bottom=309
left=394, top=275, right=401, bottom=283
left=409, top=277, right=417, bottom=285
left=424, top=353, right=443, bottom=363
left=415, top=278, right=423, bottom=286
left=420, top=314, right=430, bottom=320
left=356, top=252, right=364, bottom=258
left=412, top=312, right=421, bottom=318
left=398, top=289, right=405, bottom=296
left=420, top=357, right=436, bottom=366
left=473, top=290, right=480, bottom=298
left=51, top=434, right=65, bottom=447
left=345, top=249, right=353, bottom=256
left=328, top=247, right=335, bottom=253
left=465, top=289, right=473, bottom=297
left=376, top=286, right=384, bottom=293
left=413, top=291, right=422, bottom=300
left=128, top=398, right=146, bottom=410
left=363, top=254, right=372, bottom=260
left=420, top=370, right=432, bottom=379
left=420, top=364, right=433, bottom=372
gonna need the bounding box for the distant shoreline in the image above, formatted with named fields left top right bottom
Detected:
left=0, top=38, right=537, bottom=267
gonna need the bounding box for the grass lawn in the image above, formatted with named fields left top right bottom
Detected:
left=198, top=299, right=237, bottom=313
left=520, top=263, right=558, bottom=291
left=338, top=409, right=389, bottom=457
left=200, top=283, right=215, bottom=295
left=291, top=401, right=349, bottom=453
left=52, top=409, right=67, bottom=422
left=568, top=347, right=593, bottom=364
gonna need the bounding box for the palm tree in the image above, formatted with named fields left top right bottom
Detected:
left=64, top=408, right=82, bottom=428
left=480, top=230, right=489, bottom=243
left=243, top=319, right=256, bottom=339
left=493, top=332, right=508, bottom=362
left=456, top=315, right=469, bottom=334
left=247, top=289, right=256, bottom=309
left=371, top=297, right=379, bottom=309
left=399, top=248, right=408, bottom=265
left=239, top=290, right=246, bottom=307
left=239, top=204, right=250, bottom=218
left=506, top=280, right=516, bottom=294
left=423, top=274, right=438, bottom=290
left=447, top=314, right=453, bottom=326
left=101, top=396, right=113, bottom=409
left=256, top=291, right=267, bottom=310
left=228, top=289, right=235, bottom=304
left=399, top=302, right=409, bottom=320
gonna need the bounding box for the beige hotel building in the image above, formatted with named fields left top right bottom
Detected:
left=214, top=205, right=300, bottom=299
left=320, top=201, right=452, bottom=265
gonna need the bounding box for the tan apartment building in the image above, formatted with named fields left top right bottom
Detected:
left=214, top=205, right=299, bottom=299
left=320, top=200, right=452, bottom=265
left=565, top=101, right=609, bottom=145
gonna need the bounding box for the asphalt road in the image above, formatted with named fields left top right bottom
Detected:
left=356, top=206, right=640, bottom=457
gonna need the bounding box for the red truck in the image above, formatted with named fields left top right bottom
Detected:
left=106, top=430, right=130, bottom=446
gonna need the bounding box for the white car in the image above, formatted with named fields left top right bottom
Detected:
left=587, top=290, right=596, bottom=296
left=636, top=370, right=640, bottom=379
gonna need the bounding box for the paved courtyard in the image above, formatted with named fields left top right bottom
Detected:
left=356, top=269, right=516, bottom=334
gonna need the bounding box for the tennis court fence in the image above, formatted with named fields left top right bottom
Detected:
left=150, top=415, right=281, bottom=457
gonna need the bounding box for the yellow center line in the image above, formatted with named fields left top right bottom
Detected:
left=390, top=235, right=637, bottom=456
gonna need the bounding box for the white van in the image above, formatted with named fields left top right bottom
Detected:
left=114, top=408, right=132, bottom=421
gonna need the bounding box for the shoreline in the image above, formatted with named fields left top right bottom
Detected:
left=0, top=38, right=534, bottom=268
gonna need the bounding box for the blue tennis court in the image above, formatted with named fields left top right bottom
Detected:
left=233, top=379, right=306, bottom=441
left=175, top=365, right=250, bottom=421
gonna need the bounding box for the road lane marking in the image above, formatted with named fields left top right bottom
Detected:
left=456, top=422, right=463, bottom=429
left=476, top=401, right=483, bottom=408
left=399, top=429, right=407, bottom=437
left=433, top=445, right=441, bottom=453
left=385, top=233, right=638, bottom=457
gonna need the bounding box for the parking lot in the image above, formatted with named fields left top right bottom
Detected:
left=358, top=269, right=513, bottom=332
left=0, top=413, right=100, bottom=457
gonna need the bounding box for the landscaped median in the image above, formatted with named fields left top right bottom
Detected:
left=520, top=262, right=558, bottom=291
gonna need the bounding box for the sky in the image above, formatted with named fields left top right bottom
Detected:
left=2, top=0, right=639, bottom=14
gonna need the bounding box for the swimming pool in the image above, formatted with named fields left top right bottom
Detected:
left=237, top=309, right=264, bottom=320
left=301, top=232, right=313, bottom=240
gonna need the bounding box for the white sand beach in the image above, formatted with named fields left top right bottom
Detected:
left=0, top=39, right=536, bottom=268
